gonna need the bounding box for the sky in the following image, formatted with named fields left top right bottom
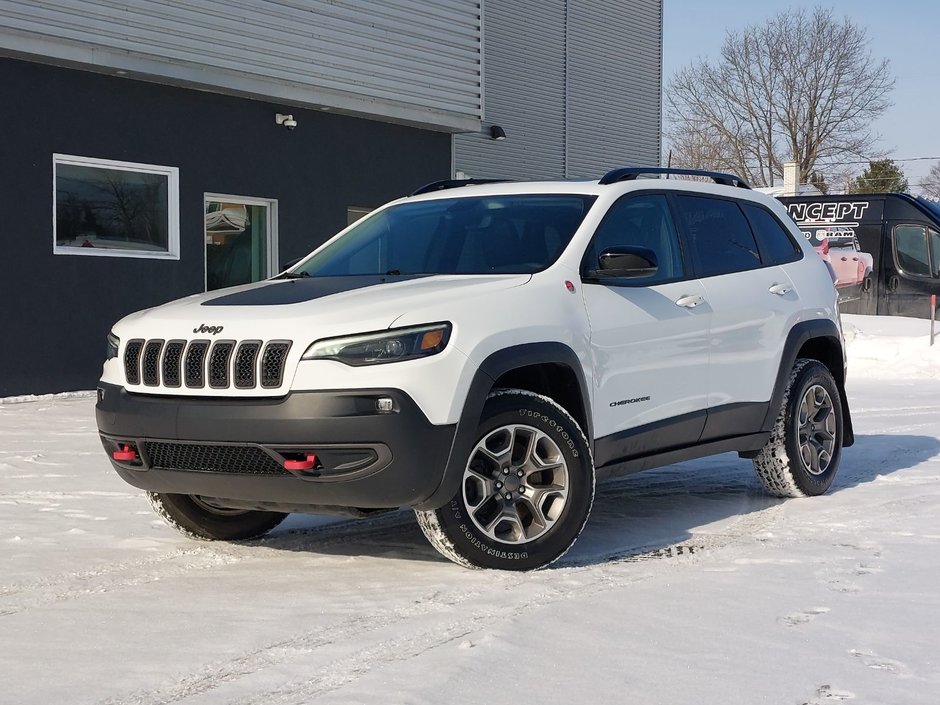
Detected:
left=662, top=0, right=940, bottom=191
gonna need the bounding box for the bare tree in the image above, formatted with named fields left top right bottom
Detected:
left=921, top=162, right=940, bottom=199
left=665, top=7, right=894, bottom=188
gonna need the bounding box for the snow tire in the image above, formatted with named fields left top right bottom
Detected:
left=148, top=492, right=287, bottom=541
left=752, top=358, right=844, bottom=498
left=416, top=389, right=594, bottom=570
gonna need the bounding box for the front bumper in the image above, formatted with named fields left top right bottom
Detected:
left=95, top=382, right=457, bottom=510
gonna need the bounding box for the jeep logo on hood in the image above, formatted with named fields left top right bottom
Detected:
left=193, top=324, right=224, bottom=335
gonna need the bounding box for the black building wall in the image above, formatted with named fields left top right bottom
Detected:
left=0, top=58, right=451, bottom=396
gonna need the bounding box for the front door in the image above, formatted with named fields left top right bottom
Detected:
left=882, top=222, right=940, bottom=318
left=205, top=195, right=277, bottom=291
left=581, top=193, right=711, bottom=464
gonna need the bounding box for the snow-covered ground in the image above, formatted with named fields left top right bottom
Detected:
left=1, top=314, right=938, bottom=705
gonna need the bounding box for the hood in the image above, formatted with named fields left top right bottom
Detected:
left=113, top=274, right=531, bottom=342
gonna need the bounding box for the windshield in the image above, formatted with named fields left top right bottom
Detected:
left=294, top=194, right=597, bottom=276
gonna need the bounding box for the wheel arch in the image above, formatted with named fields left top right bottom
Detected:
left=413, top=342, right=592, bottom=510
left=764, top=319, right=854, bottom=447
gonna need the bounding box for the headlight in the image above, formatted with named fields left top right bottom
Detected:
left=302, top=323, right=451, bottom=366
left=106, top=332, right=120, bottom=360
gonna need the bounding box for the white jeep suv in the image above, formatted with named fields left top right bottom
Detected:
left=96, top=167, right=853, bottom=570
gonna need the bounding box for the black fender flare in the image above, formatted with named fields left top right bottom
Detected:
left=413, top=342, right=591, bottom=510
left=763, top=319, right=854, bottom=447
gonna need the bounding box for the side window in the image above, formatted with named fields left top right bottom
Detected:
left=894, top=225, right=932, bottom=277
left=586, top=194, right=684, bottom=283
left=931, top=229, right=940, bottom=277
left=742, top=203, right=802, bottom=265
left=675, top=195, right=762, bottom=277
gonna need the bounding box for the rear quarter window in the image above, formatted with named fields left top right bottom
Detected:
left=741, top=203, right=803, bottom=265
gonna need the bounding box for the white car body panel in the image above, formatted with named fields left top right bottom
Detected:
left=582, top=279, right=710, bottom=438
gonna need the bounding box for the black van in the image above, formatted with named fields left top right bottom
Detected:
left=779, top=193, right=940, bottom=318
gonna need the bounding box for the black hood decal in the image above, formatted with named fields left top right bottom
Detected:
left=201, top=275, right=430, bottom=306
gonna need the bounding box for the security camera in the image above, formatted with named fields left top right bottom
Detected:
left=275, top=113, right=298, bottom=130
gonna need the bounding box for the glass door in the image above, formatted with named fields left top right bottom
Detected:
left=204, top=194, right=277, bottom=291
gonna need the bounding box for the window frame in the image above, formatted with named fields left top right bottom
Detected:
left=671, top=192, right=770, bottom=279
left=203, top=193, right=279, bottom=291
left=52, top=154, right=180, bottom=260
left=892, top=223, right=939, bottom=279
left=579, top=190, right=694, bottom=288
left=739, top=202, right=804, bottom=266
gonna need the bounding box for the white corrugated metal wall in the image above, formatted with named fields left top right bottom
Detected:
left=454, top=0, right=662, bottom=180
left=454, top=0, right=567, bottom=180
left=0, top=0, right=482, bottom=131
left=566, top=0, right=662, bottom=177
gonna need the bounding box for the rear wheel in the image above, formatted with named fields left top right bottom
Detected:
left=416, top=389, right=594, bottom=570
left=752, top=359, right=844, bottom=498
left=148, top=492, right=287, bottom=540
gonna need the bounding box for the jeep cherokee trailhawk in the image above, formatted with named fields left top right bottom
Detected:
left=96, top=167, right=854, bottom=570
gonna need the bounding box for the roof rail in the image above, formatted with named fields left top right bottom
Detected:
left=411, top=178, right=511, bottom=196
left=599, top=167, right=751, bottom=189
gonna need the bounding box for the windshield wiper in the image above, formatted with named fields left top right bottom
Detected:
left=385, top=269, right=401, bottom=276
left=277, top=271, right=310, bottom=279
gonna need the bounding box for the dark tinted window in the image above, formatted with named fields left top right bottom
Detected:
left=894, top=225, right=936, bottom=277
left=585, top=194, right=684, bottom=283
left=675, top=195, right=762, bottom=277
left=742, top=203, right=802, bottom=265
left=297, top=194, right=596, bottom=276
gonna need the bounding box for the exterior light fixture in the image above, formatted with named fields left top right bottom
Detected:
left=489, top=125, right=506, bottom=141
left=275, top=113, right=297, bottom=130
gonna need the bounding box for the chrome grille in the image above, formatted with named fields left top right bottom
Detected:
left=142, top=340, right=164, bottom=386
left=124, top=338, right=292, bottom=390
left=124, top=339, right=144, bottom=385
left=261, top=342, right=292, bottom=388
left=208, top=341, right=235, bottom=389
left=162, top=341, right=185, bottom=388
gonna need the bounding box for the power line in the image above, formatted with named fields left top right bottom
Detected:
left=822, top=156, right=940, bottom=166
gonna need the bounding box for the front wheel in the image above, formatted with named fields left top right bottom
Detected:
left=416, top=389, right=594, bottom=570
left=148, top=492, right=287, bottom=541
left=752, top=359, right=844, bottom=498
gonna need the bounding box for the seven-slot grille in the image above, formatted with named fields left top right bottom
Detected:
left=124, top=339, right=292, bottom=390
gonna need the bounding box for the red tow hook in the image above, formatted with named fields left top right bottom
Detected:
left=113, top=444, right=139, bottom=462
left=284, top=453, right=318, bottom=472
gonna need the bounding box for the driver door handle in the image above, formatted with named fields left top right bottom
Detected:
left=675, top=294, right=705, bottom=308
left=768, top=283, right=792, bottom=296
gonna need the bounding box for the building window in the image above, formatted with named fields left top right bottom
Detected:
left=53, top=154, right=179, bottom=259
left=205, top=194, right=278, bottom=291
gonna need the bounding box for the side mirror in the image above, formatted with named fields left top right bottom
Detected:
left=594, top=246, right=658, bottom=279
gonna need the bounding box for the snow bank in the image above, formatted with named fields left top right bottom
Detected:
left=843, top=314, right=940, bottom=379
left=0, top=390, right=96, bottom=405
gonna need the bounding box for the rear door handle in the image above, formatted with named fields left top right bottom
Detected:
left=675, top=294, right=705, bottom=308
left=768, top=283, right=792, bottom=296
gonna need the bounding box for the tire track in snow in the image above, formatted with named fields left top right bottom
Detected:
left=95, top=501, right=785, bottom=705
left=0, top=546, right=243, bottom=616
left=0, top=512, right=416, bottom=616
